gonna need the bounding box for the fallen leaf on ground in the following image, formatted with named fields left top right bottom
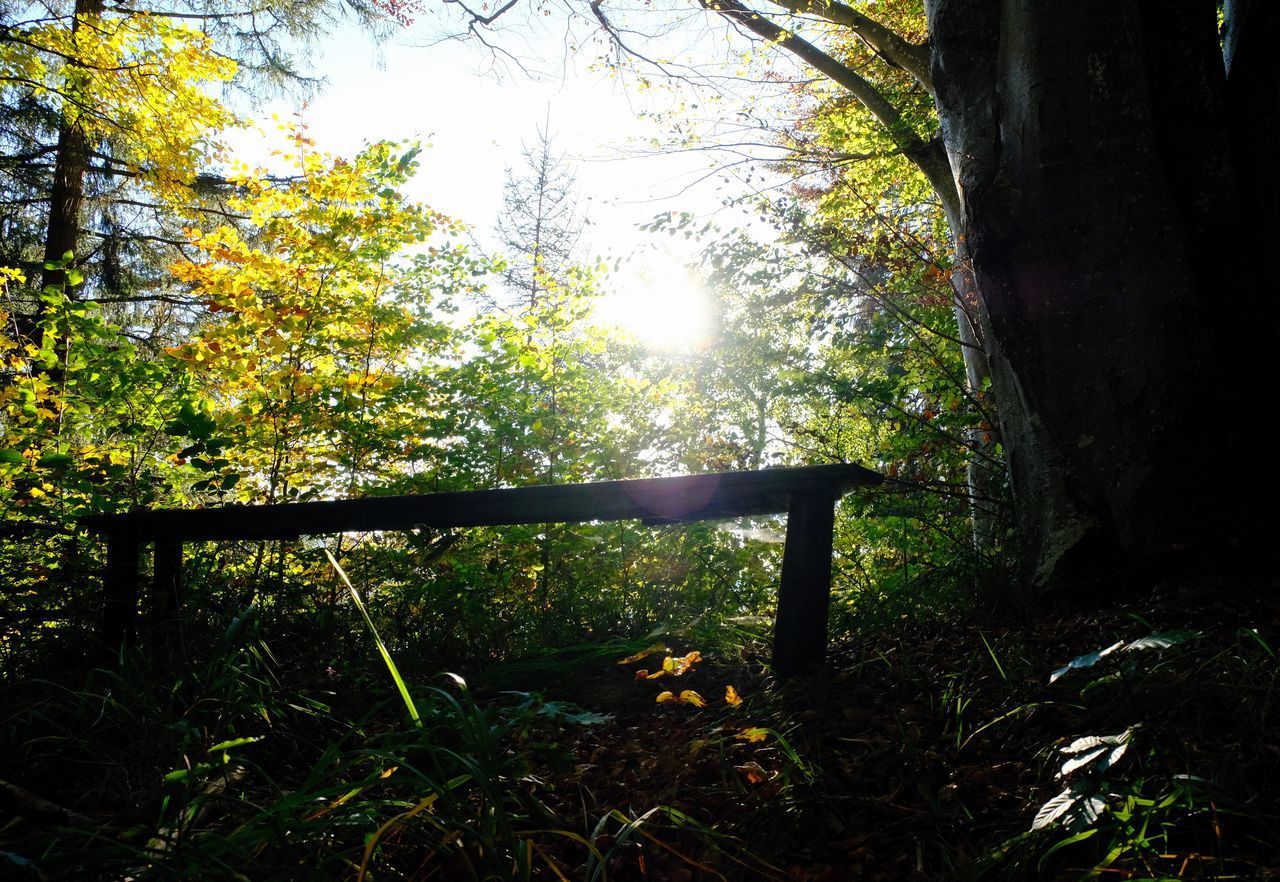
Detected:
left=679, top=690, right=706, bottom=708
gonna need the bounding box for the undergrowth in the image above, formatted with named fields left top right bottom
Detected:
left=1, top=615, right=631, bottom=881
left=2, top=581, right=1277, bottom=881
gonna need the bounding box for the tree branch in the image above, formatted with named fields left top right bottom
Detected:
left=699, top=0, right=957, bottom=216
left=768, top=0, right=933, bottom=96
left=444, top=0, right=521, bottom=27
left=105, top=3, right=275, bottom=20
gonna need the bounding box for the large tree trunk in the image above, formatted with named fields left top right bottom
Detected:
left=949, top=261, right=1001, bottom=553
left=925, top=0, right=1277, bottom=586
left=40, top=124, right=90, bottom=294
left=38, top=0, right=103, bottom=317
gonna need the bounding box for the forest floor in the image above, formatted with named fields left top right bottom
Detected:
left=478, top=584, right=1280, bottom=881
left=2, top=583, right=1279, bottom=881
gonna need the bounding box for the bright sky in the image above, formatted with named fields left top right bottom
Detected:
left=225, top=10, right=790, bottom=349
left=288, top=32, right=691, bottom=249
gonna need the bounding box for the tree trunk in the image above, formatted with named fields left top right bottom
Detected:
left=40, top=124, right=89, bottom=296
left=949, top=261, right=1001, bottom=553
left=925, top=0, right=1276, bottom=586
left=38, top=0, right=104, bottom=329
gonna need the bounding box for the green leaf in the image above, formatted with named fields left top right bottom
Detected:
left=163, top=760, right=220, bottom=783
left=0, top=450, right=24, bottom=464
left=36, top=453, right=74, bottom=469
left=398, top=144, right=422, bottom=171
left=1038, top=828, right=1097, bottom=871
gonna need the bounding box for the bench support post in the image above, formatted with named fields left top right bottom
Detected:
left=772, top=491, right=837, bottom=675
left=100, top=533, right=140, bottom=651
left=152, top=539, right=183, bottom=628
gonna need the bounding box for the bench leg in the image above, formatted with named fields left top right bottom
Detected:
left=772, top=492, right=837, bottom=675
left=152, top=539, right=183, bottom=628
left=100, top=533, right=140, bottom=652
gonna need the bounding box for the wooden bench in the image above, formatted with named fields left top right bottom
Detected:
left=80, top=462, right=881, bottom=674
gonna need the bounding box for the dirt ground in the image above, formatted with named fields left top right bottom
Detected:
left=514, top=586, right=1280, bottom=880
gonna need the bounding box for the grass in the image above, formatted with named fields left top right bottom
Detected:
left=325, top=548, right=422, bottom=727
left=0, top=611, right=575, bottom=879
left=0, top=550, right=747, bottom=881
left=2, top=569, right=1277, bottom=881
left=3, top=667, right=599, bottom=879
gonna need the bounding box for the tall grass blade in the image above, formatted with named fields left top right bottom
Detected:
left=324, top=548, right=421, bottom=728
left=979, top=630, right=1008, bottom=681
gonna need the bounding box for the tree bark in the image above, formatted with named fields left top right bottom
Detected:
left=40, top=124, right=90, bottom=297
left=925, top=0, right=1276, bottom=585
left=38, top=0, right=104, bottom=329
left=1224, top=0, right=1280, bottom=292
left=949, top=259, right=1001, bottom=552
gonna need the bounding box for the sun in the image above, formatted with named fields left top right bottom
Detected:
left=596, top=257, right=714, bottom=352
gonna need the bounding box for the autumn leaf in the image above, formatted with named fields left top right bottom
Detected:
left=679, top=690, right=706, bottom=708
left=735, top=727, right=769, bottom=743
left=725, top=685, right=742, bottom=707
left=656, top=690, right=705, bottom=707
left=647, top=650, right=703, bottom=679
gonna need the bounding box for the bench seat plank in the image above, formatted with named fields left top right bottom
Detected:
left=82, top=463, right=879, bottom=541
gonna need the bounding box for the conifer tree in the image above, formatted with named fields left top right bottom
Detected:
left=493, top=115, right=583, bottom=310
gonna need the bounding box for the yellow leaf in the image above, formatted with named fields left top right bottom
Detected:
left=652, top=650, right=702, bottom=678
left=725, top=685, right=743, bottom=708
left=678, top=690, right=705, bottom=708
left=735, top=727, right=769, bottom=743
left=655, top=691, right=677, bottom=704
